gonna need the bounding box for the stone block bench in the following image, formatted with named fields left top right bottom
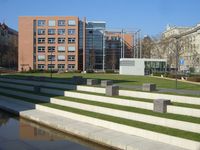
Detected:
left=86, top=79, right=99, bottom=85
left=101, top=80, right=113, bottom=87
left=153, top=99, right=171, bottom=113
left=142, top=83, right=156, bottom=92
left=106, top=85, right=119, bottom=96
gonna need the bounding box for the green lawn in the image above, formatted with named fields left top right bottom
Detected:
left=4, top=72, right=200, bottom=90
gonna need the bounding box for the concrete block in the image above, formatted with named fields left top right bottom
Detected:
left=72, top=76, right=83, bottom=85
left=101, top=80, right=113, bottom=87
left=34, top=85, right=41, bottom=93
left=106, top=85, right=119, bottom=96
left=86, top=79, right=99, bottom=85
left=142, top=83, right=156, bottom=92
left=153, top=99, right=171, bottom=113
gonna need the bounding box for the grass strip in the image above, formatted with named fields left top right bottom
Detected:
left=65, top=89, right=200, bottom=109
left=1, top=91, right=200, bottom=142
left=0, top=86, right=200, bottom=125
left=54, top=96, right=200, bottom=124
left=1, top=84, right=200, bottom=110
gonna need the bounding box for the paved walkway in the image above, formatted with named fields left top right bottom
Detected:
left=117, top=84, right=200, bottom=96
left=0, top=97, right=186, bottom=150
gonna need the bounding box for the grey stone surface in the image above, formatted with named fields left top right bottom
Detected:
left=72, top=76, right=83, bottom=85
left=34, top=85, right=41, bottom=93
left=153, top=99, right=171, bottom=113
left=101, top=80, right=113, bottom=87
left=86, top=79, right=99, bottom=85
left=106, top=85, right=119, bottom=96
left=142, top=83, right=156, bottom=92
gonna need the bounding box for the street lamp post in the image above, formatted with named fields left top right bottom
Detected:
left=50, top=51, right=53, bottom=79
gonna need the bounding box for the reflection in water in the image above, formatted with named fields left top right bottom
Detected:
left=0, top=109, right=117, bottom=150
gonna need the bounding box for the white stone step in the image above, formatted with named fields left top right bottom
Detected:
left=0, top=95, right=187, bottom=150
left=35, top=104, right=200, bottom=150
left=63, top=91, right=200, bottom=118
left=50, top=97, right=200, bottom=133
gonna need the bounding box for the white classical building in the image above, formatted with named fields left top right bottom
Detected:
left=119, top=58, right=167, bottom=75
left=163, top=23, right=200, bottom=72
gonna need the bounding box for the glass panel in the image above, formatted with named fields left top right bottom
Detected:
left=48, top=20, right=56, bottom=26
left=68, top=20, right=76, bottom=26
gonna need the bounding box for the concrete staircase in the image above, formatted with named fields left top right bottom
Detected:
left=0, top=77, right=200, bottom=150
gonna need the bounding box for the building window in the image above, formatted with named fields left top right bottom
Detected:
left=68, top=29, right=75, bottom=35
left=58, top=29, right=65, bottom=35
left=68, top=55, right=75, bottom=61
left=38, top=20, right=46, bottom=26
left=68, top=46, right=75, bottom=52
left=68, top=20, right=76, bottom=26
left=48, top=29, right=56, bottom=35
left=68, top=64, right=75, bottom=70
left=68, top=38, right=75, bottom=43
left=58, top=46, right=65, bottom=52
left=58, top=38, right=65, bottom=44
left=38, top=55, right=45, bottom=61
left=58, top=55, right=65, bottom=61
left=48, top=64, right=55, bottom=69
left=38, top=64, right=45, bottom=69
left=48, top=20, right=56, bottom=26
left=58, top=64, right=65, bottom=69
left=58, top=20, right=65, bottom=26
left=38, top=46, right=45, bottom=52
left=38, top=38, right=45, bottom=44
left=48, top=46, right=55, bottom=52
left=48, top=55, right=55, bottom=61
left=48, top=38, right=56, bottom=44
left=38, top=29, right=45, bottom=35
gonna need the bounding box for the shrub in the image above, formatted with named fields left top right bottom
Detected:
left=67, top=70, right=81, bottom=73
left=105, top=69, right=114, bottom=73
left=187, top=76, right=200, bottom=82
left=86, top=69, right=94, bottom=73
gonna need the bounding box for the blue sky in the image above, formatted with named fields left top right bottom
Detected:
left=1, top=0, right=200, bottom=36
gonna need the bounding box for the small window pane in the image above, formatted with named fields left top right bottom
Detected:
left=48, top=20, right=56, bottom=26
left=48, top=55, right=55, bottom=61
left=58, top=20, right=65, bottom=26
left=68, top=29, right=75, bottom=35
left=68, top=55, right=75, bottom=61
left=58, top=38, right=66, bottom=44
left=38, top=29, right=45, bottom=35
left=58, top=46, right=65, bottom=52
left=58, top=29, right=65, bottom=35
left=58, top=55, right=65, bottom=61
left=68, top=46, right=75, bottom=52
left=68, top=20, right=76, bottom=26
left=38, top=55, right=45, bottom=61
left=48, top=29, right=56, bottom=35
left=38, top=20, right=46, bottom=26
left=48, top=46, right=55, bottom=52
left=38, top=46, right=45, bottom=52
left=68, top=38, right=75, bottom=43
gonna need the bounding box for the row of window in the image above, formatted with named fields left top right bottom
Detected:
left=38, top=46, right=76, bottom=52
left=38, top=38, right=76, bottom=44
left=38, top=29, right=75, bottom=35
left=38, top=55, right=75, bottom=61
left=38, top=64, right=75, bottom=69
left=38, top=20, right=76, bottom=27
